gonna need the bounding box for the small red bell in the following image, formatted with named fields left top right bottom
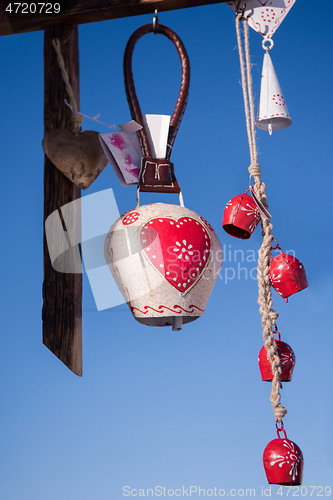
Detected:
left=258, top=329, right=296, bottom=382
left=222, top=192, right=260, bottom=239
left=269, top=245, right=308, bottom=301
left=263, top=423, right=304, bottom=485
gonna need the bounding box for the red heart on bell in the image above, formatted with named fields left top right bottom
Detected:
left=263, top=427, right=304, bottom=485
left=269, top=250, right=308, bottom=301
left=104, top=203, right=222, bottom=328
left=140, top=217, right=211, bottom=293
left=222, top=193, right=261, bottom=239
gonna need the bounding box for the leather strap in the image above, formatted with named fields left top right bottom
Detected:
left=139, top=157, right=180, bottom=193
left=124, top=23, right=190, bottom=193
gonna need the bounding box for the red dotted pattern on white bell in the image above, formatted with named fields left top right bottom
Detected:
left=261, top=8, right=276, bottom=23
left=122, top=211, right=140, bottom=225
left=270, top=94, right=290, bottom=118
left=272, top=94, right=286, bottom=106
left=140, top=217, right=211, bottom=292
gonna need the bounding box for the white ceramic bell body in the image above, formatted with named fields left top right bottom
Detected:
left=104, top=203, right=222, bottom=328
left=256, top=52, right=292, bottom=133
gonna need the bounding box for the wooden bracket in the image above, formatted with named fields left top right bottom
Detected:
left=0, top=1, right=228, bottom=37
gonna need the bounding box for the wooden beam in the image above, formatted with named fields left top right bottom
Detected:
left=0, top=0, right=227, bottom=36
left=42, top=23, right=82, bottom=376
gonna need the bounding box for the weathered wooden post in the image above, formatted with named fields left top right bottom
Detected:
left=43, top=23, right=82, bottom=376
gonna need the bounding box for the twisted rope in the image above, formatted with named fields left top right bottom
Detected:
left=52, top=38, right=83, bottom=135
left=236, top=14, right=286, bottom=422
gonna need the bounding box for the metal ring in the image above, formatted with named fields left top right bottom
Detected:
left=262, top=38, right=274, bottom=51
left=271, top=239, right=280, bottom=250
left=273, top=327, right=281, bottom=341
left=276, top=422, right=287, bottom=440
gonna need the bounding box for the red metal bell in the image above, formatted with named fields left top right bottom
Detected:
left=258, top=330, right=296, bottom=382
left=222, top=193, right=260, bottom=239
left=269, top=247, right=308, bottom=301
left=263, top=424, right=304, bottom=485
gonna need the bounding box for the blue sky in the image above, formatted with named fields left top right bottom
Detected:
left=0, top=2, right=332, bottom=499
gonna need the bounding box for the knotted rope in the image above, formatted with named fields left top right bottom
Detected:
left=235, top=14, right=287, bottom=422
left=52, top=38, right=83, bottom=136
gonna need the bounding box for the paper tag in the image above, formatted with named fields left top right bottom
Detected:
left=143, top=114, right=171, bottom=158
left=119, top=120, right=143, bottom=134
left=99, top=129, right=142, bottom=186
left=99, top=116, right=172, bottom=187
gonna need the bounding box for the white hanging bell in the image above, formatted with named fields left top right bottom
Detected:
left=104, top=22, right=223, bottom=331
left=105, top=203, right=222, bottom=330
left=256, top=49, right=292, bottom=134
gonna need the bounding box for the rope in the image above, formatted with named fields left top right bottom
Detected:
left=235, top=15, right=253, bottom=166
left=244, top=20, right=258, bottom=171
left=236, top=14, right=286, bottom=422
left=64, top=100, right=118, bottom=130
left=52, top=38, right=83, bottom=136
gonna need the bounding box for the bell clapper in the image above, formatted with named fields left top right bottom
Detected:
left=172, top=316, right=183, bottom=331
left=268, top=121, right=273, bottom=136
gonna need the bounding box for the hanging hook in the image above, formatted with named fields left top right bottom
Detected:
left=262, top=37, right=274, bottom=52
left=276, top=420, right=284, bottom=430
left=153, top=9, right=159, bottom=34
left=235, top=1, right=246, bottom=20
left=270, top=238, right=281, bottom=251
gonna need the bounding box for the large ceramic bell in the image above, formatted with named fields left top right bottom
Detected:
left=104, top=22, right=222, bottom=330
left=105, top=203, right=222, bottom=329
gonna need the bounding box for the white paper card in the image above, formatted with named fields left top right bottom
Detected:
left=143, top=114, right=171, bottom=158
left=119, top=120, right=143, bottom=133
left=99, top=128, right=142, bottom=186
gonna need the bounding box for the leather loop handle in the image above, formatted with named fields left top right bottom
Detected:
left=124, top=23, right=190, bottom=160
